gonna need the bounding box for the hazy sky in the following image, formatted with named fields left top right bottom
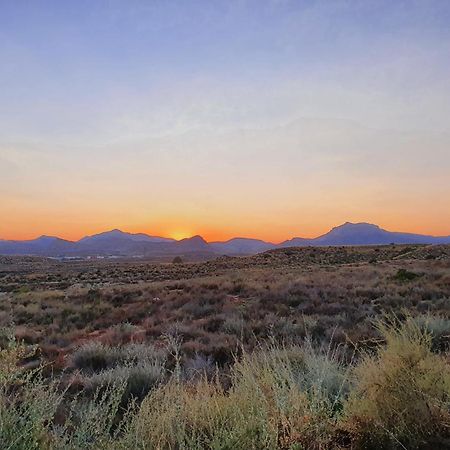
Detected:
left=1, top=0, right=450, bottom=242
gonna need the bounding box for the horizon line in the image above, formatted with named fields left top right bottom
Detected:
left=3, top=221, right=450, bottom=245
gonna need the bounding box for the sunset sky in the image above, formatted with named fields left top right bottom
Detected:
left=1, top=0, right=449, bottom=242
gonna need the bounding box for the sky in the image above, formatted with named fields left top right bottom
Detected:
left=1, top=0, right=450, bottom=242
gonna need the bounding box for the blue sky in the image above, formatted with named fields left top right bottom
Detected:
left=1, top=0, right=450, bottom=240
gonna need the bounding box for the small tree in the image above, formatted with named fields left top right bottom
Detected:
left=172, top=256, right=183, bottom=264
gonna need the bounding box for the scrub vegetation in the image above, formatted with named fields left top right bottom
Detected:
left=0, top=244, right=449, bottom=448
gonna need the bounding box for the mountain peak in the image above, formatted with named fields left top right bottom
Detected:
left=79, top=229, right=125, bottom=241
left=182, top=235, right=207, bottom=243
left=78, top=229, right=174, bottom=245
left=104, top=229, right=125, bottom=235
left=325, top=222, right=383, bottom=236
left=313, top=222, right=391, bottom=245
left=36, top=235, right=59, bottom=241
left=337, top=222, right=380, bottom=229
left=175, top=235, right=211, bottom=252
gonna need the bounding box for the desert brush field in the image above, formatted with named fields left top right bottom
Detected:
left=1, top=244, right=450, bottom=449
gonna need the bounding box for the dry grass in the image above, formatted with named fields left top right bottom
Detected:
left=1, top=316, right=449, bottom=449
left=0, top=247, right=449, bottom=448
left=344, top=317, right=450, bottom=448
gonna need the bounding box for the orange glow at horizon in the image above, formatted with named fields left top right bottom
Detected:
left=167, top=230, right=194, bottom=241
left=1, top=170, right=449, bottom=243
left=2, top=214, right=450, bottom=244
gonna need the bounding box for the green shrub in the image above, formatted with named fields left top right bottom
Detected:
left=413, top=314, right=450, bottom=351
left=71, top=342, right=120, bottom=373
left=121, top=342, right=349, bottom=449
left=71, top=342, right=166, bottom=374
left=344, top=317, right=450, bottom=448
left=0, top=334, right=62, bottom=450
left=394, top=268, right=420, bottom=282
left=87, top=360, right=165, bottom=403
left=53, top=382, right=128, bottom=450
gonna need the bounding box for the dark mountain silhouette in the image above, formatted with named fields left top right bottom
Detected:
left=278, top=237, right=311, bottom=248
left=79, top=229, right=173, bottom=244
left=0, top=223, right=449, bottom=257
left=280, top=222, right=450, bottom=247
left=312, top=222, right=450, bottom=245
left=210, top=238, right=275, bottom=255
left=174, top=235, right=211, bottom=252
left=76, top=229, right=175, bottom=255
left=0, top=236, right=74, bottom=256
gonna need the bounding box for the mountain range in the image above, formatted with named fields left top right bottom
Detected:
left=1, top=223, right=449, bottom=258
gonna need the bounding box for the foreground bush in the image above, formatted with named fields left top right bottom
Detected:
left=0, top=332, right=61, bottom=449
left=122, top=342, right=348, bottom=449
left=344, top=317, right=450, bottom=449
left=0, top=317, right=449, bottom=449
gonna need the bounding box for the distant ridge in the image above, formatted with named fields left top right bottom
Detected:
left=79, top=229, right=174, bottom=244
left=210, top=237, right=275, bottom=255
left=1, top=222, right=449, bottom=257
left=298, top=222, right=450, bottom=246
